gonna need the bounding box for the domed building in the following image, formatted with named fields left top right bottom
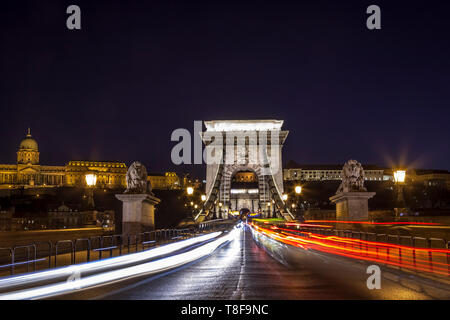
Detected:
left=17, top=128, right=39, bottom=165
left=0, top=129, right=127, bottom=189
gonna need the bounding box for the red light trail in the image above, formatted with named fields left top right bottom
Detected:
left=249, top=223, right=450, bottom=277
left=304, top=220, right=441, bottom=226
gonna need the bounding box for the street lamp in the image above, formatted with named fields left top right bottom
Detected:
left=394, top=170, right=406, bottom=183
left=85, top=173, right=97, bottom=187
left=393, top=169, right=407, bottom=218
left=200, top=194, right=206, bottom=216
left=85, top=173, right=97, bottom=223
left=271, top=199, right=276, bottom=218
left=218, top=202, right=223, bottom=219
left=294, top=185, right=304, bottom=221
left=281, top=194, right=288, bottom=216
left=186, top=186, right=194, bottom=219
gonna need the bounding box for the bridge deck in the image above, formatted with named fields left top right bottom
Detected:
left=54, top=227, right=442, bottom=300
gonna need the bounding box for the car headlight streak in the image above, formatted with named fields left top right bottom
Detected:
left=0, top=228, right=238, bottom=300
left=0, top=231, right=222, bottom=293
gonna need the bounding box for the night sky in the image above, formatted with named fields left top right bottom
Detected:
left=1, top=1, right=449, bottom=178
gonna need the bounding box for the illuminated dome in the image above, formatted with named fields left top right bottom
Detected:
left=19, top=128, right=38, bottom=151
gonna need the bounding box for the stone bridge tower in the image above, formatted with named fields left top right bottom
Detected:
left=200, top=120, right=291, bottom=220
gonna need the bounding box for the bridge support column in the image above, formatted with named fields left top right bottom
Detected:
left=115, top=194, right=161, bottom=236
left=329, top=192, right=375, bottom=222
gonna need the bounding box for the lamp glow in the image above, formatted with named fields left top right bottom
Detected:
left=394, top=170, right=406, bottom=183
left=186, top=187, right=194, bottom=195
left=85, top=174, right=97, bottom=187
left=201, top=194, right=206, bottom=201
left=295, top=186, right=302, bottom=194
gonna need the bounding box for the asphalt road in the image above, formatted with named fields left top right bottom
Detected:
left=56, top=226, right=449, bottom=300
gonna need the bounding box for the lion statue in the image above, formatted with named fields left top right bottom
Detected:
left=336, top=159, right=367, bottom=194
left=124, top=161, right=152, bottom=194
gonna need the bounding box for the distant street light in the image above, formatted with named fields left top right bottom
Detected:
left=282, top=194, right=288, bottom=201
left=294, top=185, right=304, bottom=222
left=85, top=174, right=97, bottom=187
left=185, top=187, right=194, bottom=219
left=85, top=173, right=97, bottom=222
left=393, top=169, right=407, bottom=217
left=394, top=170, right=406, bottom=183
left=201, top=194, right=206, bottom=202
left=218, top=202, right=223, bottom=220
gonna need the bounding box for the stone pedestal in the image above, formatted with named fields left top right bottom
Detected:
left=329, top=192, right=376, bottom=221
left=115, top=193, right=161, bottom=236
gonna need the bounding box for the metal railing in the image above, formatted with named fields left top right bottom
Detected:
left=0, top=221, right=234, bottom=277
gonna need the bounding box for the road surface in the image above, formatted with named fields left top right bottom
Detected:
left=56, top=226, right=449, bottom=300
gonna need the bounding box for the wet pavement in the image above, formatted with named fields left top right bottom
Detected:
left=56, top=226, right=449, bottom=300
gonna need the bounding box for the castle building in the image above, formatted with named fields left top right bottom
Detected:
left=0, top=129, right=127, bottom=189
left=147, top=172, right=181, bottom=190
left=283, top=161, right=386, bottom=182
left=408, top=169, right=450, bottom=190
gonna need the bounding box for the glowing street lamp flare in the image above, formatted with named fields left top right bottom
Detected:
left=85, top=174, right=97, bottom=187
left=186, top=187, right=194, bottom=195
left=282, top=194, right=288, bottom=201
left=201, top=194, right=206, bottom=201
left=394, top=170, right=406, bottom=183
left=295, top=186, right=302, bottom=194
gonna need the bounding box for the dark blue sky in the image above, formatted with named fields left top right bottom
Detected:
left=1, top=0, right=449, bottom=177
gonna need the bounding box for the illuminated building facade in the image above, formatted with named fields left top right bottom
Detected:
left=147, top=172, right=181, bottom=190
left=408, top=169, right=450, bottom=190
left=0, top=129, right=127, bottom=189
left=283, top=161, right=385, bottom=182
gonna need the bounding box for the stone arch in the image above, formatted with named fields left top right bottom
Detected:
left=220, top=163, right=268, bottom=208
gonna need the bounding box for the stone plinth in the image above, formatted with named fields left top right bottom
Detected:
left=329, top=192, right=376, bottom=221
left=115, top=193, right=161, bottom=236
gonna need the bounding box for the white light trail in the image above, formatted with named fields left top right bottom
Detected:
left=0, top=232, right=222, bottom=292
left=0, top=228, right=238, bottom=300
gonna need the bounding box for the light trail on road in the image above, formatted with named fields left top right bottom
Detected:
left=249, top=223, right=450, bottom=277
left=0, top=231, right=222, bottom=294
left=0, top=229, right=238, bottom=300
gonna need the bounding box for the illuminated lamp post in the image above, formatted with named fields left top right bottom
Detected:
left=85, top=173, right=97, bottom=208
left=282, top=194, right=288, bottom=217
left=393, top=169, right=407, bottom=218
left=186, top=186, right=194, bottom=218
left=212, top=200, right=217, bottom=220
left=272, top=199, right=276, bottom=218
left=85, top=173, right=97, bottom=225
left=218, top=202, right=223, bottom=220
left=294, top=185, right=304, bottom=221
